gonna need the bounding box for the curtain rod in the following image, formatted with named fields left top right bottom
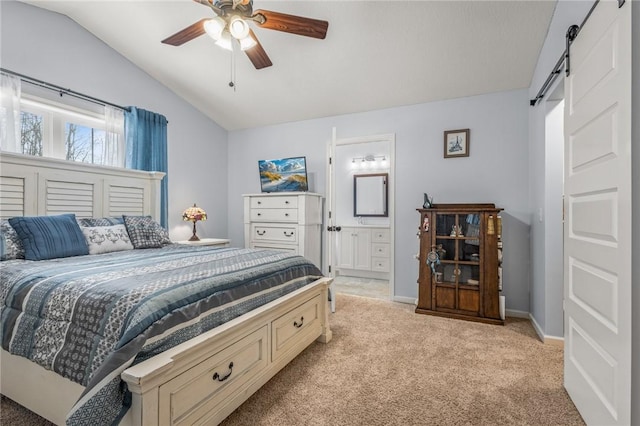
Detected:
left=529, top=0, right=607, bottom=107
left=0, top=67, right=129, bottom=112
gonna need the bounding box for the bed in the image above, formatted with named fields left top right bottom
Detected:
left=0, top=153, right=332, bottom=425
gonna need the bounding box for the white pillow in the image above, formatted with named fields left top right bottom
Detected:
left=81, top=224, right=134, bottom=255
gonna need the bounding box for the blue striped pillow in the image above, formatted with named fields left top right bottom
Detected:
left=9, top=214, right=89, bottom=261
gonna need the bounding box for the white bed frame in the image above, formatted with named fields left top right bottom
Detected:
left=0, top=152, right=332, bottom=425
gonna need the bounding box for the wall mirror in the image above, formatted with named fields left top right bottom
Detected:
left=354, top=173, right=388, bottom=217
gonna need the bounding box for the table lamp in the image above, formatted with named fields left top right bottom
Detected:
left=182, top=203, right=207, bottom=241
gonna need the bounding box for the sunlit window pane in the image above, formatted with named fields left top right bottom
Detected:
left=20, top=111, right=43, bottom=156
left=65, top=123, right=106, bottom=164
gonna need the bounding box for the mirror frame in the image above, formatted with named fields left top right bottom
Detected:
left=353, top=173, right=389, bottom=217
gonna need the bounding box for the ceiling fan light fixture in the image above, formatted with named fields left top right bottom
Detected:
left=215, top=31, right=233, bottom=51
left=203, top=16, right=225, bottom=40
left=239, top=36, right=257, bottom=51
left=229, top=15, right=250, bottom=40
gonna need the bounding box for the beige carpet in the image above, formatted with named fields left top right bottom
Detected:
left=1, top=294, right=584, bottom=425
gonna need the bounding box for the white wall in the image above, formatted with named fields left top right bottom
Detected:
left=334, top=140, right=391, bottom=227
left=229, top=89, right=531, bottom=310
left=527, top=0, right=593, bottom=339
left=0, top=1, right=228, bottom=241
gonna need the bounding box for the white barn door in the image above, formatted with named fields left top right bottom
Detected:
left=563, top=1, right=632, bottom=425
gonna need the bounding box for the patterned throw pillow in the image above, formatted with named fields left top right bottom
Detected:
left=0, top=219, right=25, bottom=261
left=123, top=215, right=171, bottom=249
left=81, top=224, right=134, bottom=255
left=9, top=214, right=89, bottom=261
left=77, top=217, right=124, bottom=227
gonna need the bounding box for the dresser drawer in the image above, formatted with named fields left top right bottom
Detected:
left=252, top=224, right=298, bottom=243
left=371, top=243, right=389, bottom=258
left=158, top=326, right=268, bottom=426
left=250, top=243, right=298, bottom=254
left=371, top=228, right=390, bottom=243
left=251, top=208, right=298, bottom=222
left=272, top=294, right=322, bottom=361
left=251, top=196, right=298, bottom=209
left=371, top=257, right=390, bottom=272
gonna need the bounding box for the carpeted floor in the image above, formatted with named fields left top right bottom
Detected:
left=1, top=294, right=584, bottom=425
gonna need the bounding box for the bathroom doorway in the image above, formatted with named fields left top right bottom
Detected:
left=326, top=133, right=395, bottom=304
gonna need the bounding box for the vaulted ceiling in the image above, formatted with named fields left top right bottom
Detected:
left=22, top=1, right=557, bottom=130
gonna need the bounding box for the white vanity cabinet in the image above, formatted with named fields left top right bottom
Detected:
left=337, top=227, right=390, bottom=277
left=243, top=193, right=323, bottom=268
left=337, top=228, right=372, bottom=270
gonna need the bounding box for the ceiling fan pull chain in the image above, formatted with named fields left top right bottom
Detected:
left=228, top=42, right=237, bottom=91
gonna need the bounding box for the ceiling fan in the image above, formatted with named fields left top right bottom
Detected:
left=161, top=0, right=329, bottom=70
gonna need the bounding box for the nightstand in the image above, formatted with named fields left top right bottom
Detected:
left=175, top=238, right=230, bottom=247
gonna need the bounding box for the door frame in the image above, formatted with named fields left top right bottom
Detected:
left=325, top=131, right=396, bottom=303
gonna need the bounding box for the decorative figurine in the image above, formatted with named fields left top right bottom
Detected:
left=426, top=247, right=440, bottom=274
left=450, top=225, right=464, bottom=237
left=423, top=193, right=433, bottom=209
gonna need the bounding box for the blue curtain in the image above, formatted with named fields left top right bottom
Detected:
left=124, top=107, right=168, bottom=228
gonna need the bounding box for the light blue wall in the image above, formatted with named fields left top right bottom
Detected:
left=229, top=89, right=531, bottom=310
left=0, top=1, right=229, bottom=241
left=527, top=0, right=594, bottom=338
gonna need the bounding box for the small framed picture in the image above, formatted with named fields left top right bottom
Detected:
left=444, top=129, right=470, bottom=158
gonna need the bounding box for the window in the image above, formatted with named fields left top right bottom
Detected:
left=19, top=111, right=43, bottom=156
left=14, top=96, right=124, bottom=167
left=65, top=123, right=106, bottom=164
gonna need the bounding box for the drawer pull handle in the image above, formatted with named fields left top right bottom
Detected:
left=285, top=213, right=289, bottom=217
left=257, top=213, right=261, bottom=216
left=212, top=362, right=234, bottom=382
left=256, top=230, right=266, bottom=236
left=284, top=231, right=294, bottom=237
left=293, top=317, right=304, bottom=328
left=257, top=201, right=262, bottom=204
left=285, top=201, right=290, bottom=204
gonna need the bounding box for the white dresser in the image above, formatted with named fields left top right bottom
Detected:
left=243, top=193, right=323, bottom=268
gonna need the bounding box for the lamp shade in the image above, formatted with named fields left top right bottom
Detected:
left=182, top=204, right=207, bottom=222
left=239, top=35, right=257, bottom=51
left=215, top=31, right=233, bottom=51
left=204, top=17, right=225, bottom=40
left=229, top=15, right=250, bottom=39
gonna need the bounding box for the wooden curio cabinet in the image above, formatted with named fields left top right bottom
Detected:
left=416, top=203, right=504, bottom=325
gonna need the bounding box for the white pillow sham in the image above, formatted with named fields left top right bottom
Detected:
left=81, top=224, right=134, bottom=255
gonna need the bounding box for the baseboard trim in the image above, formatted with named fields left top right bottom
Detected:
left=529, top=313, right=565, bottom=347
left=543, top=335, right=564, bottom=347
left=529, top=313, right=545, bottom=342
left=393, top=296, right=416, bottom=305
left=505, top=309, right=529, bottom=318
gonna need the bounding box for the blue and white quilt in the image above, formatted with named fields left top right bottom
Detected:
left=0, top=245, right=323, bottom=425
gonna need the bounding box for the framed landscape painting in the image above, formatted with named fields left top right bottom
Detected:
left=258, top=156, right=308, bottom=193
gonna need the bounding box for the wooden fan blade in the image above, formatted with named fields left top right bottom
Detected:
left=161, top=18, right=208, bottom=46
left=253, top=9, right=328, bottom=39
left=244, top=30, right=273, bottom=69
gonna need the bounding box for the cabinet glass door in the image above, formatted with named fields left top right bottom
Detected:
left=433, top=212, right=481, bottom=313
left=458, top=213, right=481, bottom=287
